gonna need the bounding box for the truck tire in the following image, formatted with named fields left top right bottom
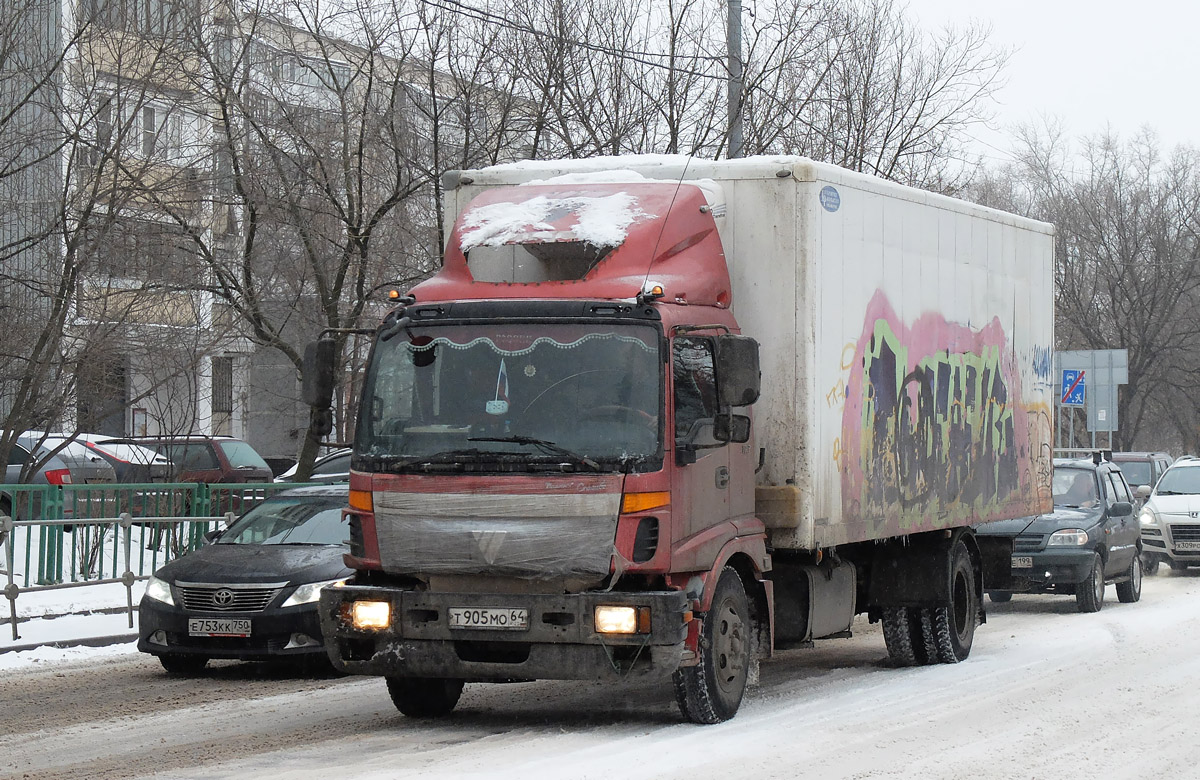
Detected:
left=1116, top=553, right=1142, bottom=603
left=673, top=567, right=751, bottom=724
left=928, top=541, right=977, bottom=663
left=1076, top=552, right=1105, bottom=613
left=881, top=606, right=932, bottom=666
left=158, top=654, right=208, bottom=675
left=386, top=677, right=464, bottom=718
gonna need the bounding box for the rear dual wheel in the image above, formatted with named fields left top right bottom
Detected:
left=882, top=540, right=977, bottom=666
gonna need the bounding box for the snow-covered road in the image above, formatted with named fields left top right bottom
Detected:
left=5, top=573, right=1200, bottom=780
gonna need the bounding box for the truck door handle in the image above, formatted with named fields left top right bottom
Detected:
left=715, top=466, right=730, bottom=489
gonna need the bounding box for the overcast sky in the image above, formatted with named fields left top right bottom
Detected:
left=903, top=0, right=1200, bottom=162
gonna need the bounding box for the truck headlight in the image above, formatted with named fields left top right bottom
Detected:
left=1047, top=529, right=1089, bottom=546
left=281, top=578, right=347, bottom=608
left=350, top=600, right=391, bottom=630
left=145, top=575, right=174, bottom=606
left=595, top=605, right=638, bottom=634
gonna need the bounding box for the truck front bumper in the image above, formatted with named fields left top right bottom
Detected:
left=319, top=585, right=690, bottom=682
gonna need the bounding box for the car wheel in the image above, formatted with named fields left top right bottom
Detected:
left=1116, top=552, right=1143, bottom=603
left=1141, top=554, right=1160, bottom=576
left=988, top=591, right=1013, bottom=603
left=386, top=677, right=464, bottom=717
left=1075, top=552, right=1105, bottom=613
left=673, top=567, right=752, bottom=723
left=158, top=653, right=208, bottom=675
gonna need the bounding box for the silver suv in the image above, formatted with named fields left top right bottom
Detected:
left=1139, top=456, right=1200, bottom=574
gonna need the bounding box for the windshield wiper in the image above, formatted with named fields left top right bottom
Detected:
left=468, top=436, right=602, bottom=471
left=385, top=448, right=487, bottom=471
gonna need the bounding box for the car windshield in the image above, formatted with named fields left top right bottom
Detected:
left=357, top=322, right=662, bottom=470
left=1155, top=466, right=1200, bottom=495
left=1052, top=467, right=1099, bottom=508
left=218, top=496, right=349, bottom=545
left=1116, top=461, right=1150, bottom=486
left=219, top=441, right=270, bottom=469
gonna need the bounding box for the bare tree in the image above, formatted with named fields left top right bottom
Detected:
left=977, top=123, right=1200, bottom=450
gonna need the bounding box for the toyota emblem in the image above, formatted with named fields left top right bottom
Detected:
left=213, top=588, right=235, bottom=607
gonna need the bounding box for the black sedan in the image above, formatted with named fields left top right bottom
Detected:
left=138, top=485, right=351, bottom=673
left=975, top=457, right=1142, bottom=613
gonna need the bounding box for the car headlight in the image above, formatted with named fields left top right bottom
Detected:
left=281, top=578, right=347, bottom=608
left=1047, top=529, right=1090, bottom=546
left=1140, top=507, right=1159, bottom=527
left=145, top=575, right=174, bottom=605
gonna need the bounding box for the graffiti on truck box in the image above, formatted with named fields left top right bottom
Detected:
left=840, top=291, right=1048, bottom=536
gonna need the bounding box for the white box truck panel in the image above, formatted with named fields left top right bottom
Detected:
left=443, top=155, right=1055, bottom=552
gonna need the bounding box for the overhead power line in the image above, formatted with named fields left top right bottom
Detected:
left=419, top=0, right=729, bottom=81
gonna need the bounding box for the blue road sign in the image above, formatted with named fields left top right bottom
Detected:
left=1061, top=369, right=1086, bottom=407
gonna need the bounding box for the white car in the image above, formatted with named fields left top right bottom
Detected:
left=275, top=448, right=351, bottom=483
left=1139, top=456, right=1200, bottom=574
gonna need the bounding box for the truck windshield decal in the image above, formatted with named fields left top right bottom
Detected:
left=358, top=324, right=662, bottom=471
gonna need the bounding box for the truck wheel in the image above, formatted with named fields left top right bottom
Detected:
left=1141, top=554, right=1159, bottom=576
left=673, top=567, right=751, bottom=724
left=1116, top=553, right=1142, bottom=603
left=988, top=591, right=1012, bottom=603
left=385, top=677, right=464, bottom=718
left=1076, top=553, right=1105, bottom=613
left=158, top=654, right=208, bottom=675
left=881, top=606, right=932, bottom=666
left=928, top=541, right=977, bottom=663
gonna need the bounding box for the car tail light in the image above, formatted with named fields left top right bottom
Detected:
left=45, top=468, right=72, bottom=485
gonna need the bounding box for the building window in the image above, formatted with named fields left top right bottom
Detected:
left=212, top=356, right=234, bottom=415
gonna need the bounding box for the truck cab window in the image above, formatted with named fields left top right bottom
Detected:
left=673, top=337, right=719, bottom=440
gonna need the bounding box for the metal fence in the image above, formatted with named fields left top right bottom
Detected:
left=0, top=482, right=313, bottom=641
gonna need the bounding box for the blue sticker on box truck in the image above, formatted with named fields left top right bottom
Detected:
left=819, top=185, right=841, bottom=212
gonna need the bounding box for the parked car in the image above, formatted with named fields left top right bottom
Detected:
left=975, top=454, right=1141, bottom=612
left=1110, top=451, right=1173, bottom=500
left=17, top=432, right=117, bottom=486
left=137, top=484, right=352, bottom=673
left=274, top=448, right=351, bottom=484
left=1138, top=456, right=1200, bottom=574
left=3, top=438, right=74, bottom=521
left=114, top=436, right=272, bottom=484
left=40, top=433, right=170, bottom=483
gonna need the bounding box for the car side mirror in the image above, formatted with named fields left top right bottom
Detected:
left=1110, top=501, right=1134, bottom=517
left=1136, top=484, right=1152, bottom=499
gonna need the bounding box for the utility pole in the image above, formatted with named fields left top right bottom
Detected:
left=727, top=0, right=743, bottom=158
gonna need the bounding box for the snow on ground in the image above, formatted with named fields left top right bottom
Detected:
left=0, top=580, right=143, bottom=669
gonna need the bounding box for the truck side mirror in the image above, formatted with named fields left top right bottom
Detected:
left=303, top=338, right=336, bottom=408
left=714, top=414, right=751, bottom=444
left=715, top=335, right=760, bottom=407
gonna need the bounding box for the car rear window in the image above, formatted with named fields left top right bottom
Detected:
left=218, top=441, right=270, bottom=470
left=165, top=443, right=219, bottom=471
left=1117, top=461, right=1151, bottom=485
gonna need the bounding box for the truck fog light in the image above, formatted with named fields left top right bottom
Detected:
left=351, top=600, right=391, bottom=630
left=595, top=605, right=638, bottom=634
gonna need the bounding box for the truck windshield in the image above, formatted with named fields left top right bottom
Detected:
left=357, top=322, right=662, bottom=471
